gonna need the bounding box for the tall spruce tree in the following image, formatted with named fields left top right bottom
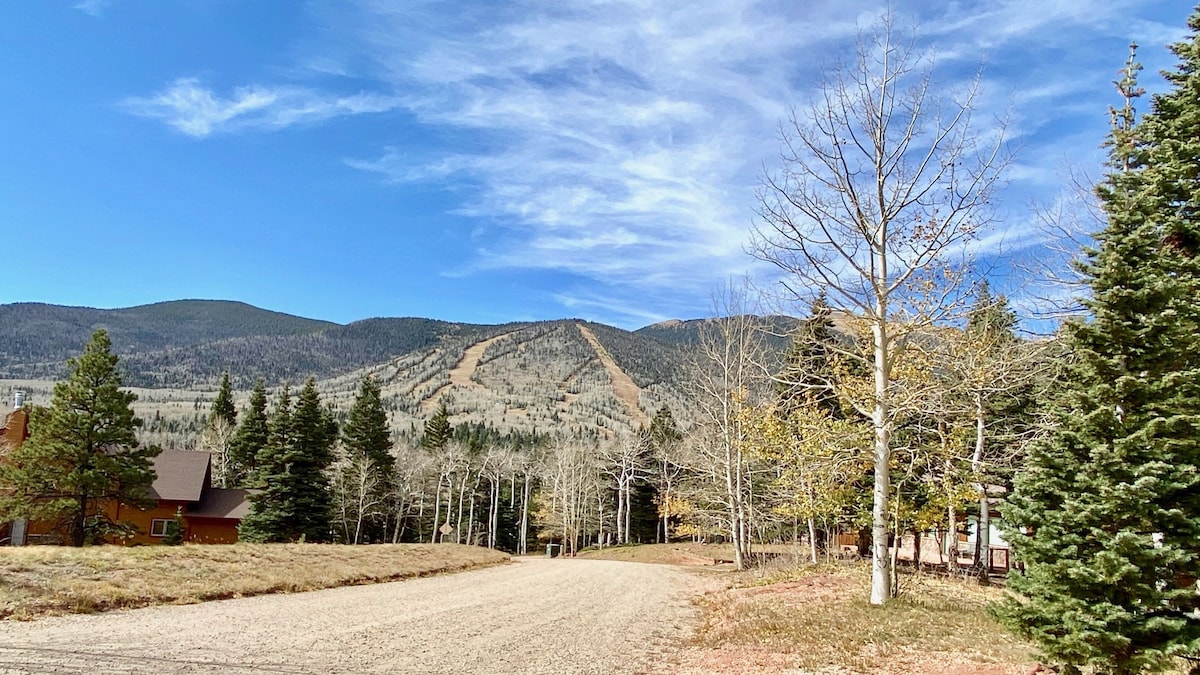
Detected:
left=776, top=295, right=848, bottom=419
left=201, top=370, right=239, bottom=488
left=0, top=330, right=157, bottom=546
left=228, top=380, right=268, bottom=488
left=647, top=406, right=683, bottom=543
left=996, top=35, right=1200, bottom=672
left=422, top=402, right=453, bottom=452
left=343, top=376, right=394, bottom=473
left=211, top=371, right=237, bottom=428
left=339, top=375, right=394, bottom=542
left=240, top=379, right=338, bottom=542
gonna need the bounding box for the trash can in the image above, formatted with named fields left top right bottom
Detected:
left=546, top=543, right=560, bottom=558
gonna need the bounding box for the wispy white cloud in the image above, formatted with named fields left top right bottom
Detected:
left=335, top=0, right=869, bottom=307
left=122, top=78, right=399, bottom=137
left=74, top=0, right=112, bottom=17
left=333, top=0, right=1182, bottom=320
left=553, top=290, right=674, bottom=326
left=126, top=0, right=1187, bottom=323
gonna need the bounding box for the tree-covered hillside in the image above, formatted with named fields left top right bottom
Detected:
left=0, top=300, right=335, bottom=379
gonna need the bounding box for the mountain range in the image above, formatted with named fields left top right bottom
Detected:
left=0, top=300, right=759, bottom=443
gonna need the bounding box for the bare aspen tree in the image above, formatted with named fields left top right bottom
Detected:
left=536, top=438, right=603, bottom=556
left=690, top=282, right=768, bottom=571
left=602, top=434, right=647, bottom=545
left=331, top=449, right=385, bottom=544
left=749, top=15, right=1008, bottom=603
left=390, top=443, right=434, bottom=543
left=198, top=417, right=235, bottom=489
left=485, top=446, right=507, bottom=549
left=935, top=291, right=1051, bottom=583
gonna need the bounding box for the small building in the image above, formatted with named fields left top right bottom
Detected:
left=1, top=391, right=32, bottom=545
left=0, top=391, right=30, bottom=453
left=3, top=389, right=250, bottom=545
left=112, top=449, right=251, bottom=545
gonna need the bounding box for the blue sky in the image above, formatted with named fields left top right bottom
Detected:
left=0, top=1, right=1191, bottom=329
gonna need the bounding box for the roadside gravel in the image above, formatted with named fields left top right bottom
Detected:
left=0, top=557, right=718, bottom=674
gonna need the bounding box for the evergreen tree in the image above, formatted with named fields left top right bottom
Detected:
left=211, top=371, right=237, bottom=428
left=422, top=402, right=453, bottom=452
left=162, top=507, right=185, bottom=546
left=776, top=295, right=846, bottom=418
left=201, top=370, right=239, bottom=488
left=647, top=405, right=683, bottom=542
left=339, top=375, right=394, bottom=542
left=344, top=375, right=394, bottom=473
left=240, top=379, right=338, bottom=542
left=996, top=36, right=1200, bottom=672
left=228, top=380, right=268, bottom=488
left=966, top=281, right=1016, bottom=339
left=0, top=329, right=157, bottom=546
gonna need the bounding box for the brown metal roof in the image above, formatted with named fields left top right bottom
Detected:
left=188, top=488, right=252, bottom=520
left=149, top=449, right=211, bottom=502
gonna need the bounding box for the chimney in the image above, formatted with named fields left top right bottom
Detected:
left=13, top=390, right=24, bottom=410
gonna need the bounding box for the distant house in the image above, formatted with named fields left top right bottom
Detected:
left=2, top=391, right=250, bottom=544
left=0, top=392, right=30, bottom=453
left=112, top=449, right=251, bottom=545
left=0, top=392, right=32, bottom=545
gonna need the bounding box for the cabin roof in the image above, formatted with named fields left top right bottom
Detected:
left=149, top=449, right=211, bottom=502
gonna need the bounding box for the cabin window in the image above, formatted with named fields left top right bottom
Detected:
left=150, top=519, right=171, bottom=537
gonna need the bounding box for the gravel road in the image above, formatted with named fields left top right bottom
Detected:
left=0, top=557, right=716, bottom=674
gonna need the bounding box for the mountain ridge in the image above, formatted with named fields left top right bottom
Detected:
left=0, top=300, right=806, bottom=445
left=0, top=300, right=697, bottom=391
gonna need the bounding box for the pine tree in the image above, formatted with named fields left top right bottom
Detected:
left=0, top=329, right=157, bottom=546
left=228, top=380, right=268, bottom=488
left=344, top=375, right=394, bottom=474
left=776, top=295, right=847, bottom=419
left=338, top=375, right=394, bottom=543
left=422, top=402, right=453, bottom=452
left=201, top=371, right=239, bottom=488
left=239, top=379, right=337, bottom=543
left=211, top=371, right=237, bottom=428
left=995, top=36, right=1200, bottom=672
left=647, top=405, right=682, bottom=543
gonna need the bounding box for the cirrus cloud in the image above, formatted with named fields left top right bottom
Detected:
left=122, top=78, right=399, bottom=138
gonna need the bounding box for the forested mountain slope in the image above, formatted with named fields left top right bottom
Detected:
left=0, top=300, right=335, bottom=381
left=0, top=301, right=721, bottom=443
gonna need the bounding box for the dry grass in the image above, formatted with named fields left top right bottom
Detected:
left=678, top=563, right=1036, bottom=675
left=0, top=543, right=509, bottom=620
left=578, top=542, right=728, bottom=565
left=577, top=542, right=820, bottom=567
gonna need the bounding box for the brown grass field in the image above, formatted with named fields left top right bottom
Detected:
left=0, top=543, right=510, bottom=620
left=681, top=564, right=1036, bottom=674
left=583, top=543, right=1037, bottom=674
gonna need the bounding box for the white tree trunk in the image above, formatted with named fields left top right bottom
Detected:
left=973, top=393, right=991, bottom=583
left=870, top=318, right=893, bottom=605
left=808, top=517, right=818, bottom=564
left=619, top=475, right=628, bottom=542
left=520, top=471, right=531, bottom=555
left=436, top=478, right=446, bottom=540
